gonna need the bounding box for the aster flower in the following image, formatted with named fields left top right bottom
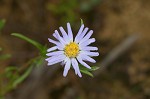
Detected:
left=45, top=23, right=99, bottom=77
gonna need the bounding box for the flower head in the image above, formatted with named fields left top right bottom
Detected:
left=46, top=23, right=99, bottom=77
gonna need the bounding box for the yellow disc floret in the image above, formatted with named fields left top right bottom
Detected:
left=64, top=42, right=79, bottom=58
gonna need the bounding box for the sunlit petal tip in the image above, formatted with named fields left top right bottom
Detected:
left=48, top=38, right=53, bottom=43
left=96, top=47, right=98, bottom=50
left=45, top=58, right=49, bottom=61
left=63, top=70, right=68, bottom=77
left=54, top=30, right=57, bottom=32
left=81, top=24, right=84, bottom=27
left=46, top=53, right=49, bottom=56
left=95, top=47, right=98, bottom=50
left=59, top=26, right=62, bottom=29
left=94, top=52, right=99, bottom=56
left=93, top=60, right=96, bottom=63
left=47, top=46, right=57, bottom=52
left=78, top=73, right=82, bottom=78
left=67, top=22, right=70, bottom=25
left=59, top=27, right=64, bottom=31
left=88, top=67, right=91, bottom=69
left=47, top=62, right=52, bottom=66
left=63, top=73, right=67, bottom=77
left=90, top=38, right=96, bottom=43
left=52, top=33, right=56, bottom=36
left=97, top=52, right=100, bottom=56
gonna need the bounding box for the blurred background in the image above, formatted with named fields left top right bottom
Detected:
left=0, top=0, right=150, bottom=99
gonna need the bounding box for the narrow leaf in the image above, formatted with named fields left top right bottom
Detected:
left=80, top=65, right=99, bottom=71
left=90, top=66, right=99, bottom=71
left=11, top=33, right=43, bottom=52
left=5, top=66, right=19, bottom=79
left=13, top=65, right=33, bottom=88
left=80, top=70, right=93, bottom=77
left=5, top=66, right=18, bottom=73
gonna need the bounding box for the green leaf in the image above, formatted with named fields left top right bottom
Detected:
left=80, top=18, right=84, bottom=25
left=80, top=69, right=93, bottom=77
left=0, top=19, right=6, bottom=31
left=90, top=66, right=99, bottom=71
left=5, top=67, right=19, bottom=80
left=0, top=54, right=11, bottom=60
left=80, top=65, right=99, bottom=71
left=79, top=65, right=99, bottom=77
left=13, top=65, right=33, bottom=88
left=11, top=33, right=44, bottom=53
left=5, top=66, right=18, bottom=73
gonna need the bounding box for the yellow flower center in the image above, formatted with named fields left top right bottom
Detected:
left=64, top=42, right=79, bottom=58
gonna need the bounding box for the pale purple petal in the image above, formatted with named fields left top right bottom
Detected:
left=47, top=46, right=58, bottom=52
left=79, top=40, right=89, bottom=48
left=53, top=32, right=66, bottom=45
left=89, top=38, right=96, bottom=43
left=71, top=58, right=78, bottom=75
left=45, top=54, right=65, bottom=62
left=60, top=61, right=65, bottom=66
left=46, top=55, right=66, bottom=65
left=79, top=38, right=96, bottom=47
left=47, top=58, right=64, bottom=66
left=77, top=55, right=91, bottom=69
left=59, top=27, right=70, bottom=43
left=67, top=23, right=73, bottom=42
left=61, top=57, right=67, bottom=66
left=77, top=27, right=89, bottom=43
left=71, top=58, right=82, bottom=77
left=55, top=30, right=67, bottom=45
left=48, top=56, right=65, bottom=63
left=75, top=24, right=84, bottom=42
left=63, top=58, right=71, bottom=77
left=80, top=54, right=96, bottom=63
left=48, top=38, right=58, bottom=44
left=80, top=51, right=99, bottom=57
left=46, top=51, right=64, bottom=56
left=53, top=33, right=57, bottom=38
left=79, top=30, right=93, bottom=43
left=80, top=46, right=98, bottom=51
left=48, top=38, right=64, bottom=50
